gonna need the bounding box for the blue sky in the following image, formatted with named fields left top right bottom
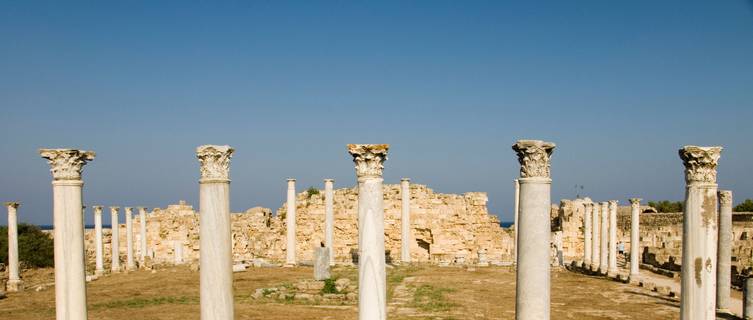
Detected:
left=1, top=1, right=752, bottom=225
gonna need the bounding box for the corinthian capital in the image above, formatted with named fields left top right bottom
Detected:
left=512, top=140, right=556, bottom=178
left=629, top=198, right=642, bottom=207
left=4, top=202, right=20, bottom=209
left=718, top=190, right=732, bottom=206
left=39, top=149, right=95, bottom=181
left=347, top=144, right=389, bottom=178
left=679, top=146, right=722, bottom=184
left=196, top=145, right=234, bottom=181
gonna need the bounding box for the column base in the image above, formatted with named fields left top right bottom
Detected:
left=95, top=269, right=105, bottom=277
left=283, top=263, right=297, bottom=268
left=6, top=279, right=24, bottom=292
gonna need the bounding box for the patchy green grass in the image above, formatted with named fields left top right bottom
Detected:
left=409, top=284, right=457, bottom=312
left=91, top=296, right=198, bottom=310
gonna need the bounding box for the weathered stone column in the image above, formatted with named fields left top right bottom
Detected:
left=285, top=178, right=297, bottom=266
left=196, top=145, right=235, bottom=320
left=514, top=178, right=520, bottom=264
left=195, top=145, right=235, bottom=320
left=125, top=207, right=135, bottom=271
left=512, top=139, right=555, bottom=320
left=174, top=241, right=184, bottom=265
left=401, top=178, right=411, bottom=263
left=109, top=206, right=121, bottom=273
left=608, top=200, right=618, bottom=275
left=583, top=201, right=592, bottom=268
left=5, top=202, right=22, bottom=292
left=717, top=190, right=733, bottom=313
left=40, top=148, right=94, bottom=320
left=324, top=179, right=335, bottom=266
left=745, top=277, right=753, bottom=320
left=679, top=145, right=722, bottom=320
left=93, top=206, right=104, bottom=276
left=138, top=207, right=148, bottom=264
left=599, top=202, right=608, bottom=274
left=348, top=144, right=389, bottom=320
left=628, top=198, right=642, bottom=278
left=591, top=203, right=600, bottom=271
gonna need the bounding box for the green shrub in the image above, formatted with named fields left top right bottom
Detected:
left=647, top=200, right=684, bottom=213
left=734, top=199, right=753, bottom=212
left=321, top=278, right=338, bottom=294
left=306, top=187, right=320, bottom=198
left=0, top=223, right=55, bottom=268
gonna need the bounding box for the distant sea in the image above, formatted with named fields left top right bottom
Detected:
left=40, top=223, right=514, bottom=230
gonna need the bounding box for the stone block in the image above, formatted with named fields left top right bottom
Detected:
left=314, top=247, right=331, bottom=280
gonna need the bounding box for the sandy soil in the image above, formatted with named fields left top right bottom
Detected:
left=0, top=265, right=683, bottom=320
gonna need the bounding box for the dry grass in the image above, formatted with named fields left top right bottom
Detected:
left=0, top=265, right=680, bottom=319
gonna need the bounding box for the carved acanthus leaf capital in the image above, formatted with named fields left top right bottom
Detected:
left=718, top=190, right=733, bottom=206
left=629, top=198, right=642, bottom=206
left=347, top=144, right=389, bottom=178
left=196, top=145, right=234, bottom=181
left=679, top=146, right=722, bottom=184
left=4, top=202, right=20, bottom=209
left=512, top=140, right=556, bottom=178
left=39, top=149, right=95, bottom=181
left=92, top=206, right=103, bottom=213
left=110, top=207, right=120, bottom=214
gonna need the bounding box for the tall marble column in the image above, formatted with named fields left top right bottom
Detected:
left=138, top=207, right=148, bottom=264
left=110, top=206, right=121, bottom=273
left=512, top=139, right=555, bottom=320
left=628, top=198, right=642, bottom=278
left=125, top=207, right=135, bottom=271
left=93, top=206, right=104, bottom=276
left=591, top=203, right=600, bottom=272
left=514, top=179, right=520, bottom=264
left=40, top=148, right=94, bottom=320
left=599, top=202, right=609, bottom=274
left=745, top=277, right=753, bottom=320
left=679, top=145, right=722, bottom=320
left=717, top=190, right=733, bottom=313
left=324, top=179, right=335, bottom=266
left=401, top=178, right=411, bottom=263
left=608, top=200, right=618, bottom=275
left=196, top=145, right=235, bottom=320
left=348, top=144, right=389, bottom=320
left=583, top=201, right=592, bottom=268
left=5, top=202, right=22, bottom=292
left=285, top=178, right=297, bottom=266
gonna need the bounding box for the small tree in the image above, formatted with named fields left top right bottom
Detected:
left=306, top=187, right=320, bottom=198
left=0, top=223, right=55, bottom=268
left=734, top=199, right=753, bottom=212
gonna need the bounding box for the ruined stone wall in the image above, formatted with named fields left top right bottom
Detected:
left=85, top=184, right=514, bottom=268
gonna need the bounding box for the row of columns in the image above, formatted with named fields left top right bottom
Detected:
left=91, top=205, right=150, bottom=274
left=283, top=176, right=413, bottom=267
left=581, top=200, right=625, bottom=276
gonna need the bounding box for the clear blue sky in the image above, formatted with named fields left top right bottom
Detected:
left=2, top=1, right=752, bottom=225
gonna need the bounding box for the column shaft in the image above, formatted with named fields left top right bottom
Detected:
left=629, top=199, right=642, bottom=277
left=6, top=203, right=21, bottom=289
left=583, top=203, right=592, bottom=267
left=94, top=206, right=104, bottom=276
left=125, top=208, right=134, bottom=271
left=110, top=208, right=120, bottom=273
left=286, top=179, right=297, bottom=266
left=324, top=179, right=335, bottom=266
left=139, top=207, right=148, bottom=263
left=400, top=178, right=411, bottom=263
left=745, top=278, right=753, bottom=320
left=599, top=202, right=608, bottom=274
left=591, top=205, right=600, bottom=271
left=514, top=179, right=520, bottom=264
left=608, top=201, right=618, bottom=274
left=717, top=190, right=733, bottom=312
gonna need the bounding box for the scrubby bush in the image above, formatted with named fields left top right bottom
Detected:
left=0, top=223, right=55, bottom=268
left=306, top=187, right=320, bottom=198
left=647, top=200, right=684, bottom=213
left=735, top=199, right=753, bottom=212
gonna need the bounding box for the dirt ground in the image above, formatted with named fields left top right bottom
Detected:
left=0, top=265, right=682, bottom=320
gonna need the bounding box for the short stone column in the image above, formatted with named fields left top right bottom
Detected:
left=348, top=144, right=389, bottom=320
left=608, top=200, right=618, bottom=275
left=314, top=246, right=331, bottom=280
left=745, top=277, right=753, bottom=320
left=591, top=204, right=600, bottom=271
left=679, top=145, right=722, bottom=320
left=125, top=207, right=135, bottom=271
left=514, top=178, right=520, bottom=264
left=138, top=207, right=148, bottom=264
left=599, top=202, right=608, bottom=274
left=174, top=241, right=184, bottom=265
left=5, top=202, right=22, bottom=292
left=628, top=198, right=642, bottom=278
left=196, top=145, right=235, bottom=320
left=583, top=202, right=592, bottom=267
left=324, top=179, right=335, bottom=266
left=717, top=190, right=733, bottom=312
left=400, top=178, right=411, bottom=263
left=285, top=178, right=297, bottom=266
left=512, top=139, right=555, bottom=320
left=110, top=206, right=121, bottom=273
left=93, top=206, right=105, bottom=276
left=40, top=148, right=95, bottom=320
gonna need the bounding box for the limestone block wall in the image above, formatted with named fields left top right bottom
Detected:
left=84, top=184, right=514, bottom=268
